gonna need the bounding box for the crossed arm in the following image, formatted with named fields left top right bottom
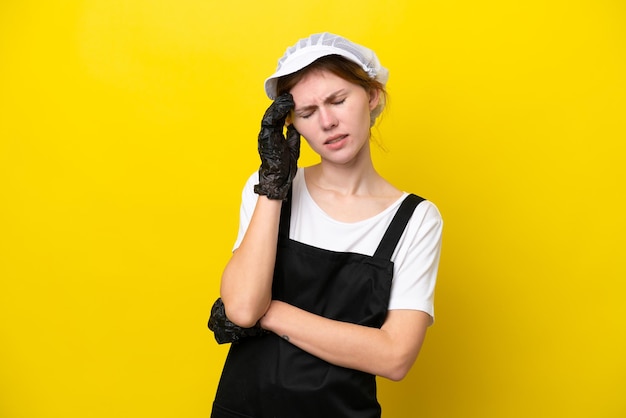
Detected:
left=219, top=197, right=430, bottom=381
left=260, top=301, right=430, bottom=381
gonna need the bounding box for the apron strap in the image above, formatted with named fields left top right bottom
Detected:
left=278, top=187, right=293, bottom=240
left=374, top=194, right=425, bottom=260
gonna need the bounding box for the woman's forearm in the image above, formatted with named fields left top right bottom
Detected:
left=220, top=196, right=282, bottom=327
left=260, top=301, right=430, bottom=381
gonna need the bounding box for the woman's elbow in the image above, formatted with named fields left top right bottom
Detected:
left=382, top=362, right=413, bottom=382
left=224, top=309, right=259, bottom=328
left=379, top=349, right=421, bottom=381
left=221, top=297, right=268, bottom=328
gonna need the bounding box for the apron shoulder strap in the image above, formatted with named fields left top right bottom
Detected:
left=278, top=187, right=293, bottom=240
left=374, top=194, right=425, bottom=260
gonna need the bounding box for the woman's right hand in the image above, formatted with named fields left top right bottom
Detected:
left=254, top=93, right=301, bottom=200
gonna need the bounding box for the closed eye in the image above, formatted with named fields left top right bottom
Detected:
left=295, top=106, right=316, bottom=119
left=295, top=91, right=348, bottom=119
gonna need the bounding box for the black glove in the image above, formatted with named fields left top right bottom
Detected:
left=253, top=93, right=301, bottom=200
left=207, top=298, right=267, bottom=344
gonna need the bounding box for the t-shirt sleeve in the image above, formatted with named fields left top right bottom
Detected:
left=387, top=200, right=443, bottom=323
left=232, top=171, right=260, bottom=252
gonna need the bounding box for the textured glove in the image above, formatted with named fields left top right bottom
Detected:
left=253, top=93, right=301, bottom=200
left=207, top=298, right=267, bottom=344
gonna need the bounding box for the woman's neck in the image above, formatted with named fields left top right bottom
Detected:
left=302, top=161, right=403, bottom=223
left=303, top=158, right=395, bottom=199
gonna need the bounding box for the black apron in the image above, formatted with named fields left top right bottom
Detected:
left=212, top=193, right=424, bottom=418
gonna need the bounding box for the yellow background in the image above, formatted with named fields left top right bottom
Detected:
left=1, top=1, right=624, bottom=417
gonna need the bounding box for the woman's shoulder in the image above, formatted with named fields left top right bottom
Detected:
left=401, top=197, right=443, bottom=243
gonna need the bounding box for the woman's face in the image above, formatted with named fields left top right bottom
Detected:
left=289, top=69, right=380, bottom=166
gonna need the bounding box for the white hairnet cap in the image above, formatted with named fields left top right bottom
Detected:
left=264, top=32, right=389, bottom=100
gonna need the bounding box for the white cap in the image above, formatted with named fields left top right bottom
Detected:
left=264, top=32, right=389, bottom=100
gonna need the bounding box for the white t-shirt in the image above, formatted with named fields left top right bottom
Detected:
left=233, top=169, right=443, bottom=321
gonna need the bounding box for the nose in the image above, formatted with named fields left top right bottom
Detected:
left=319, top=107, right=338, bottom=130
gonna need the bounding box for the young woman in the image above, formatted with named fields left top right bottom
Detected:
left=208, top=32, right=443, bottom=418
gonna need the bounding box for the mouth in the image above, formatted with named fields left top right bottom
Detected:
left=324, top=134, right=348, bottom=145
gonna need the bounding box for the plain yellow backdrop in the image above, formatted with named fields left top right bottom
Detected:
left=1, top=1, right=624, bottom=417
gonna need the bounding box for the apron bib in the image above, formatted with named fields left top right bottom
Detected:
left=212, top=193, right=424, bottom=418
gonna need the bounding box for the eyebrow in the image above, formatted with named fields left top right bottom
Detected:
left=294, top=89, right=348, bottom=113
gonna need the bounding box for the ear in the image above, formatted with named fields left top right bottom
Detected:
left=368, top=88, right=381, bottom=111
